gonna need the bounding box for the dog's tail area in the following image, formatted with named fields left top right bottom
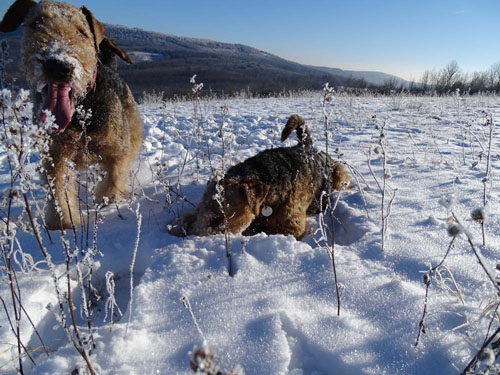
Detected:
left=281, top=114, right=312, bottom=146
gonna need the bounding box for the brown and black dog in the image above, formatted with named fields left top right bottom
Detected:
left=169, top=114, right=350, bottom=239
left=0, top=0, right=143, bottom=229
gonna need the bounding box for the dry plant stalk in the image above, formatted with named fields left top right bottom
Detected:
left=125, top=203, right=142, bottom=337
left=368, top=119, right=397, bottom=252
left=316, top=83, right=344, bottom=316
left=478, top=112, right=494, bottom=246
left=415, top=237, right=456, bottom=347
left=417, top=196, right=500, bottom=373
left=213, top=105, right=233, bottom=277
left=0, top=90, right=100, bottom=374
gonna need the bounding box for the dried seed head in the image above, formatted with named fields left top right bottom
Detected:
left=9, top=188, right=19, bottom=198
left=439, top=195, right=456, bottom=209
left=477, top=347, right=495, bottom=365
left=189, top=345, right=215, bottom=373
left=447, top=222, right=462, bottom=237
left=471, top=207, right=487, bottom=223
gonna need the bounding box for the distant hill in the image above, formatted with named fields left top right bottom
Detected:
left=103, top=25, right=344, bottom=96
left=309, top=66, right=407, bottom=87
left=0, top=24, right=406, bottom=96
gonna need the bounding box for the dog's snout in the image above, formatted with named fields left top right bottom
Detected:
left=43, top=59, right=73, bottom=81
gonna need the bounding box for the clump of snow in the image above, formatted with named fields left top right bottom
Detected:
left=30, top=40, right=87, bottom=98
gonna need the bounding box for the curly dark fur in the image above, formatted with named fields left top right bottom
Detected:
left=228, top=140, right=348, bottom=236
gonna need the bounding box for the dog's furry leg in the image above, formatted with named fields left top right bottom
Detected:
left=331, top=162, right=351, bottom=190
left=44, top=158, right=80, bottom=230
left=252, top=206, right=308, bottom=239
left=95, top=156, right=132, bottom=203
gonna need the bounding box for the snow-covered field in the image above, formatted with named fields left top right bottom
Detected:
left=2, top=92, right=500, bottom=374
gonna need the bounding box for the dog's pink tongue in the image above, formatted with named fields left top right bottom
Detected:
left=41, top=83, right=72, bottom=130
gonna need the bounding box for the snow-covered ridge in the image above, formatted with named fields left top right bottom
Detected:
left=104, top=23, right=272, bottom=58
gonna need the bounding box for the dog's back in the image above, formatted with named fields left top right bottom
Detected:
left=229, top=115, right=349, bottom=239
left=228, top=114, right=348, bottom=213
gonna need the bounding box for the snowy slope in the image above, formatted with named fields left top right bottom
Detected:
left=2, top=93, right=500, bottom=374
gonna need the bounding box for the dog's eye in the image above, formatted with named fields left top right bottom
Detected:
left=28, top=18, right=43, bottom=30
left=77, top=28, right=88, bottom=38
left=209, top=216, right=223, bottom=228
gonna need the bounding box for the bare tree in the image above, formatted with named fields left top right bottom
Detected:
left=488, top=61, right=500, bottom=92
left=420, top=70, right=431, bottom=93
left=469, top=71, right=489, bottom=93
left=439, top=60, right=462, bottom=91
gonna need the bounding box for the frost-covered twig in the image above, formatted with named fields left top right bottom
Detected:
left=190, top=74, right=205, bottom=181
left=215, top=105, right=233, bottom=277
left=327, top=183, right=348, bottom=316
left=415, top=236, right=456, bottom=346
left=368, top=120, right=396, bottom=251
left=339, top=156, right=370, bottom=219
left=3, top=90, right=97, bottom=374
left=104, top=271, right=122, bottom=325
left=434, top=264, right=465, bottom=304
left=44, top=172, right=97, bottom=373
left=0, top=90, right=56, bottom=373
left=478, top=113, right=494, bottom=246
left=451, top=210, right=500, bottom=294
left=0, top=295, right=35, bottom=368
left=461, top=326, right=500, bottom=375
left=317, top=83, right=345, bottom=316
left=181, top=295, right=207, bottom=342
left=321, top=82, right=335, bottom=156
left=125, top=203, right=142, bottom=337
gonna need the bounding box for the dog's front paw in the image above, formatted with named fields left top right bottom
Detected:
left=167, top=218, right=188, bottom=237
left=97, top=191, right=123, bottom=206
left=44, top=212, right=75, bottom=231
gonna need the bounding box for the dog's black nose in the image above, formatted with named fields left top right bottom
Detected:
left=43, top=59, right=73, bottom=81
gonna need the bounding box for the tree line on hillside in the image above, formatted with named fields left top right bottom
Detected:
left=346, top=60, right=500, bottom=96
left=417, top=60, right=500, bottom=94
left=126, top=58, right=500, bottom=98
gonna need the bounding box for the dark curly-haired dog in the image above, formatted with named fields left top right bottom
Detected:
left=0, top=0, right=143, bottom=230
left=169, top=114, right=350, bottom=239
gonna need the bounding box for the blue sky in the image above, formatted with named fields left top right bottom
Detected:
left=1, top=0, right=499, bottom=80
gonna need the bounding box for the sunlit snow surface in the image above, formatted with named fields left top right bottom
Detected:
left=2, top=93, right=500, bottom=374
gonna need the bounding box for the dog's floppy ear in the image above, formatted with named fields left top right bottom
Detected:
left=81, top=6, right=105, bottom=51
left=242, top=180, right=270, bottom=216
left=100, top=37, right=133, bottom=64
left=0, top=0, right=36, bottom=32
